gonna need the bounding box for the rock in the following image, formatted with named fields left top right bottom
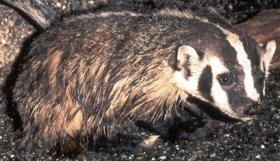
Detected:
left=0, top=4, right=34, bottom=87
left=237, top=9, right=280, bottom=68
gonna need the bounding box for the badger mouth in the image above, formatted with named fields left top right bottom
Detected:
left=218, top=109, right=253, bottom=121
left=221, top=102, right=264, bottom=121
left=186, top=96, right=254, bottom=122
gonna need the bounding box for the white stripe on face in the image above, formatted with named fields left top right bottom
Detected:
left=209, top=57, right=252, bottom=121
left=219, top=27, right=259, bottom=101
left=209, top=58, right=234, bottom=116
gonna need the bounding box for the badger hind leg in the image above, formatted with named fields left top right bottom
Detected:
left=52, top=134, right=84, bottom=158
left=19, top=102, right=86, bottom=158
left=20, top=124, right=84, bottom=158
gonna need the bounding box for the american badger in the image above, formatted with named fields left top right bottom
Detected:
left=10, top=8, right=276, bottom=154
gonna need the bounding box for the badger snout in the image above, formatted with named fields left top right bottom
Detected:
left=243, top=101, right=264, bottom=116
left=229, top=101, right=263, bottom=121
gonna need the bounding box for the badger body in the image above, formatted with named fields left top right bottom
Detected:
left=13, top=8, right=276, bottom=154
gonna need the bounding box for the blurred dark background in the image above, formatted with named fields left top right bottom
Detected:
left=17, top=0, right=280, bottom=24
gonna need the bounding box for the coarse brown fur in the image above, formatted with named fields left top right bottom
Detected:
left=13, top=10, right=194, bottom=154
left=10, top=8, right=276, bottom=155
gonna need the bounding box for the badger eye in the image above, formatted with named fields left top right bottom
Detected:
left=218, top=74, right=233, bottom=86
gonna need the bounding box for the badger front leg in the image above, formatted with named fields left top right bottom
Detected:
left=136, top=115, right=198, bottom=143
left=136, top=103, right=225, bottom=142
left=176, top=119, right=225, bottom=141
left=175, top=103, right=226, bottom=141
left=136, top=117, right=224, bottom=142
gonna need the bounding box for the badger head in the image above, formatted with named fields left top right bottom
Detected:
left=172, top=30, right=276, bottom=121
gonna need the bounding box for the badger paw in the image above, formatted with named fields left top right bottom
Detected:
left=90, top=133, right=159, bottom=153
left=136, top=118, right=224, bottom=142
left=177, top=120, right=225, bottom=141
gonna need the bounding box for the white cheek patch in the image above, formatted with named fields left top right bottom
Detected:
left=209, top=58, right=251, bottom=120
left=211, top=78, right=234, bottom=114
left=209, top=58, right=235, bottom=116
left=219, top=27, right=260, bottom=101
left=171, top=71, right=200, bottom=96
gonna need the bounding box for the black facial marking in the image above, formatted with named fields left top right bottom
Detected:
left=168, top=51, right=180, bottom=71
left=240, top=35, right=264, bottom=96
left=240, top=35, right=261, bottom=68
left=196, top=50, right=204, bottom=61
left=253, top=66, right=265, bottom=99
left=263, top=62, right=266, bottom=73
left=198, top=65, right=214, bottom=102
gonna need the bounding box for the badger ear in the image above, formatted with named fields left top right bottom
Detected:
left=262, top=40, right=276, bottom=70
left=176, top=45, right=200, bottom=70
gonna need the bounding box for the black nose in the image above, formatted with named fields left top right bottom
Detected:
left=244, top=101, right=264, bottom=115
